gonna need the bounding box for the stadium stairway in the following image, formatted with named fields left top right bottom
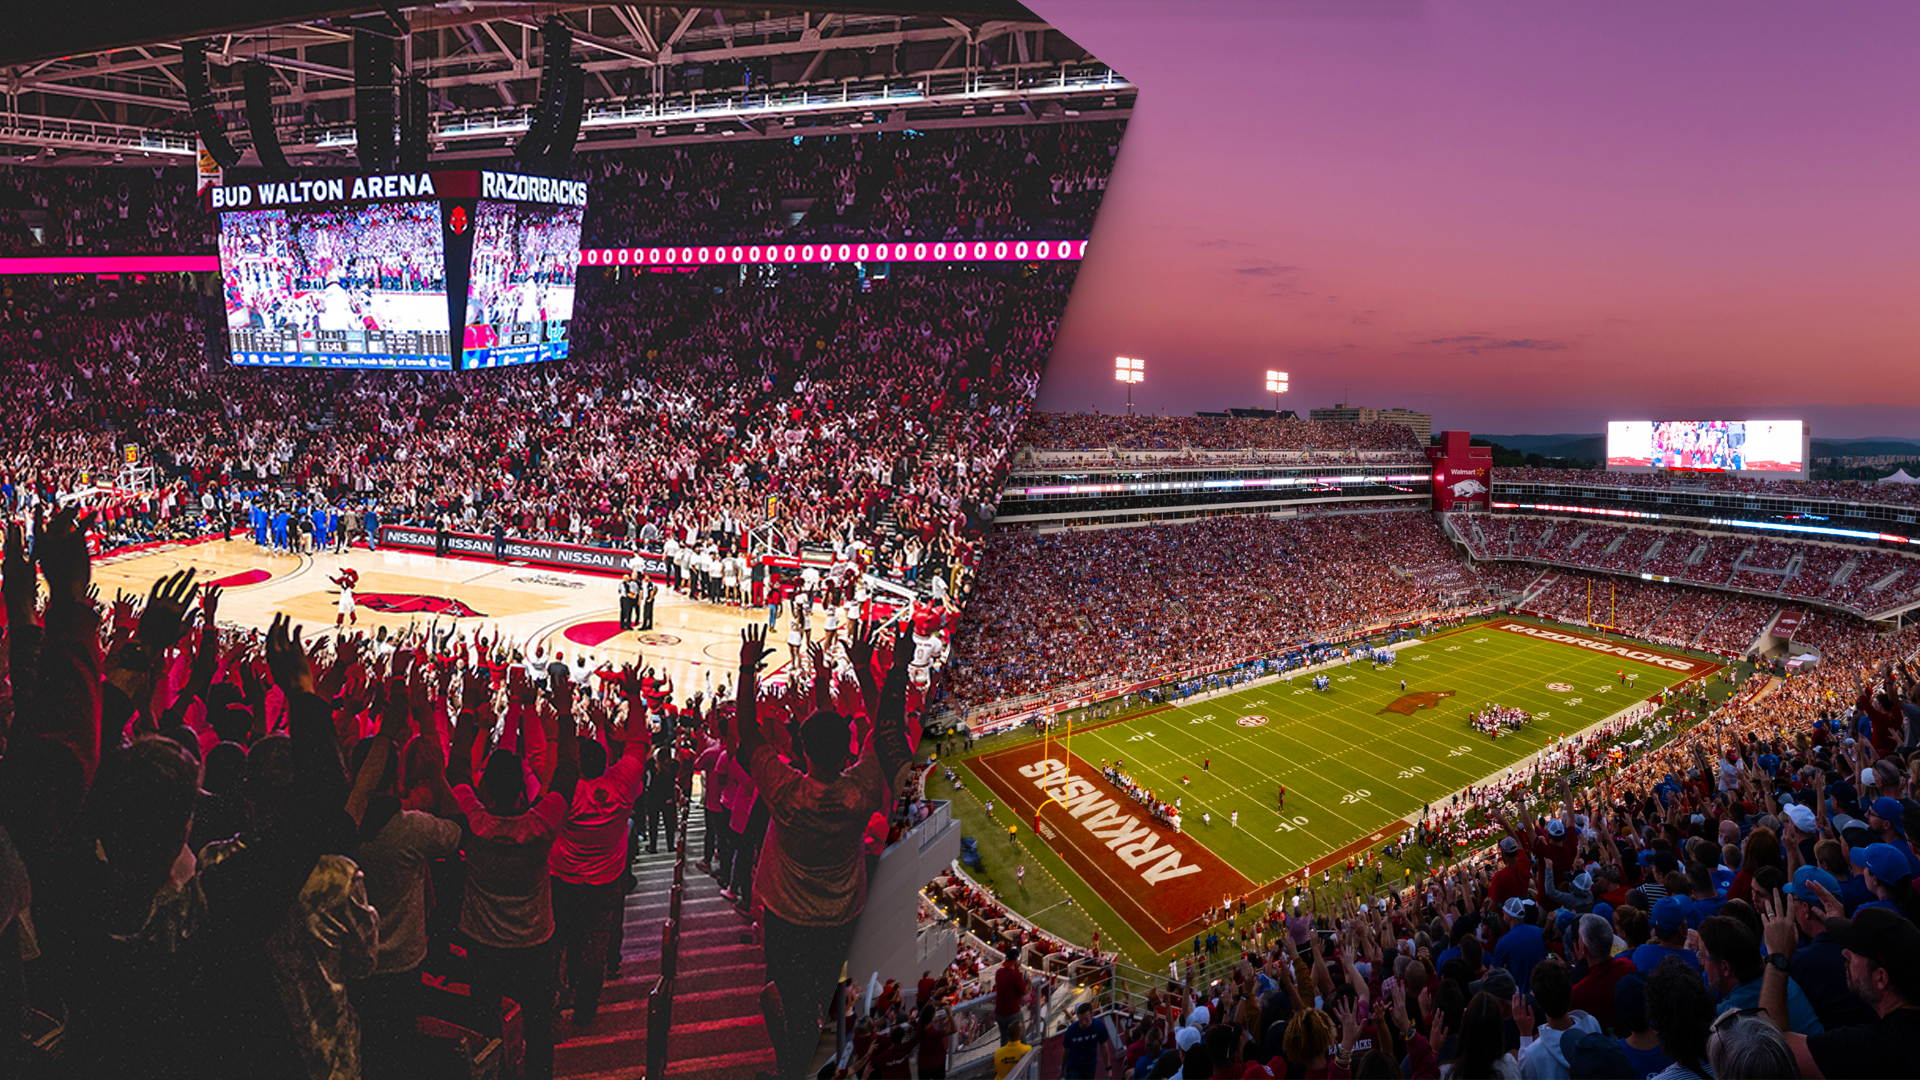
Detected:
left=554, top=814, right=777, bottom=1080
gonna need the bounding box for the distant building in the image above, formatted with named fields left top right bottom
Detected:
left=1309, top=403, right=1433, bottom=442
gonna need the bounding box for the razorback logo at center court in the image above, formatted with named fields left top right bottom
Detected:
left=354, top=592, right=486, bottom=617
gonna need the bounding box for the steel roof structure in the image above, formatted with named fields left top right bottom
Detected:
left=0, top=3, right=1133, bottom=165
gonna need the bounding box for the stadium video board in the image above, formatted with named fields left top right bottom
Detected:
left=209, top=170, right=587, bottom=371
left=462, top=198, right=584, bottom=368
left=1605, top=420, right=1808, bottom=479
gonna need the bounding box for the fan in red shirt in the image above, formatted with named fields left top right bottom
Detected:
left=1567, top=911, right=1636, bottom=1034
left=1533, top=784, right=1579, bottom=891
left=992, top=955, right=1027, bottom=1044
left=1488, top=807, right=1534, bottom=911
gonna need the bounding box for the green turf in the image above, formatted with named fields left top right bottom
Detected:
left=941, top=619, right=1745, bottom=967
left=1037, top=626, right=1691, bottom=888
left=934, top=768, right=1134, bottom=958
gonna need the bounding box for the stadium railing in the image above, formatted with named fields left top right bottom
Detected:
left=646, top=791, right=693, bottom=1078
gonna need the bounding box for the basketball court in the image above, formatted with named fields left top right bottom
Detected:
left=91, top=537, right=794, bottom=687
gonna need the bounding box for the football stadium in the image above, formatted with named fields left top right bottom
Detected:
left=3, top=3, right=1920, bottom=1080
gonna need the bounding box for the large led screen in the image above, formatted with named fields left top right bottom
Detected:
left=461, top=199, right=584, bottom=368
left=219, top=201, right=452, bottom=370
left=1606, top=420, right=1805, bottom=473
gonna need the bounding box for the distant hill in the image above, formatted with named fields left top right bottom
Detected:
left=1476, top=434, right=1604, bottom=459
left=1811, top=437, right=1920, bottom=459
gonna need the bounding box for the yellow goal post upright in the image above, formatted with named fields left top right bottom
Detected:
left=1033, top=707, right=1071, bottom=832
left=1586, top=578, right=1619, bottom=637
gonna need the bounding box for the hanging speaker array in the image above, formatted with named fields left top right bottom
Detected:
left=354, top=29, right=397, bottom=173
left=242, top=62, right=291, bottom=175
left=181, top=40, right=239, bottom=169
left=516, top=17, right=583, bottom=169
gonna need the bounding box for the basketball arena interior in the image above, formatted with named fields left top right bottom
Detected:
left=2, top=3, right=1919, bottom=1079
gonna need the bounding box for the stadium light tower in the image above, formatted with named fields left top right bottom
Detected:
left=1265, top=370, right=1289, bottom=414
left=1115, top=356, right=1144, bottom=414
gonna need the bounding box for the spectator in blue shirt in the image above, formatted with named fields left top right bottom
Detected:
left=1631, top=896, right=1703, bottom=978
left=1698, top=915, right=1824, bottom=1035
left=1493, top=896, right=1548, bottom=994
left=1865, top=797, right=1919, bottom=878
left=1850, top=843, right=1915, bottom=916
left=1782, top=866, right=1879, bottom=1029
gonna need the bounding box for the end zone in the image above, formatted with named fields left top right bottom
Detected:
left=969, top=740, right=1254, bottom=953
left=1485, top=618, right=1722, bottom=678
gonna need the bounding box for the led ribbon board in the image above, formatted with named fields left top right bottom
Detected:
left=578, top=238, right=1087, bottom=267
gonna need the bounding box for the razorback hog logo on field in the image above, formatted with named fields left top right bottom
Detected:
left=355, top=593, right=485, bottom=618
left=1449, top=478, right=1489, bottom=498
left=1379, top=690, right=1456, bottom=716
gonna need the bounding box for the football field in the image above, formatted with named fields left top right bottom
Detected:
left=961, top=618, right=1723, bottom=955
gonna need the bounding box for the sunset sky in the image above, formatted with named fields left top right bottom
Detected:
left=1029, top=0, right=1920, bottom=437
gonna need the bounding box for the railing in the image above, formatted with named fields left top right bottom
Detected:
left=300, top=61, right=1134, bottom=149
left=646, top=793, right=694, bottom=1078
left=0, top=112, right=195, bottom=156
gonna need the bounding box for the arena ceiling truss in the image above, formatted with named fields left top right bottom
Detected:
left=0, top=3, right=1133, bottom=165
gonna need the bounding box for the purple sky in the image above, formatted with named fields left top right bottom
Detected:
left=1029, top=0, right=1920, bottom=438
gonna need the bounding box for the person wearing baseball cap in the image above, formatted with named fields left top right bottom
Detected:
left=1782, top=867, right=1881, bottom=1029
left=1864, top=797, right=1919, bottom=875
left=1848, top=844, right=1915, bottom=916
left=1492, top=896, right=1547, bottom=995
left=1784, top=801, right=1818, bottom=835
left=1489, top=811, right=1534, bottom=910
left=1631, top=896, right=1702, bottom=978
left=1762, top=905, right=1920, bottom=1079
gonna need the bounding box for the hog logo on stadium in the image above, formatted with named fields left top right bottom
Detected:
left=1449, top=479, right=1489, bottom=498
left=1378, top=690, right=1456, bottom=716
left=356, top=593, right=485, bottom=618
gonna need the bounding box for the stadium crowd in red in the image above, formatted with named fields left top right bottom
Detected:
left=1074, top=615, right=1920, bottom=1080
left=1020, top=413, right=1427, bottom=453
left=1498, top=465, right=1920, bottom=511
left=1461, top=515, right=1920, bottom=618
left=942, top=511, right=1461, bottom=712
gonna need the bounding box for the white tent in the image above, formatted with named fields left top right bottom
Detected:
left=1877, top=468, right=1920, bottom=485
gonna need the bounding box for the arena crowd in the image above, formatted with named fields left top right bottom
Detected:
left=0, top=509, right=930, bottom=1079
left=0, top=260, right=1074, bottom=607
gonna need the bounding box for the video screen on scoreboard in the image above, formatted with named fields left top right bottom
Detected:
left=461, top=200, right=584, bottom=369
left=1606, top=420, right=1805, bottom=473
left=218, top=201, right=453, bottom=370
